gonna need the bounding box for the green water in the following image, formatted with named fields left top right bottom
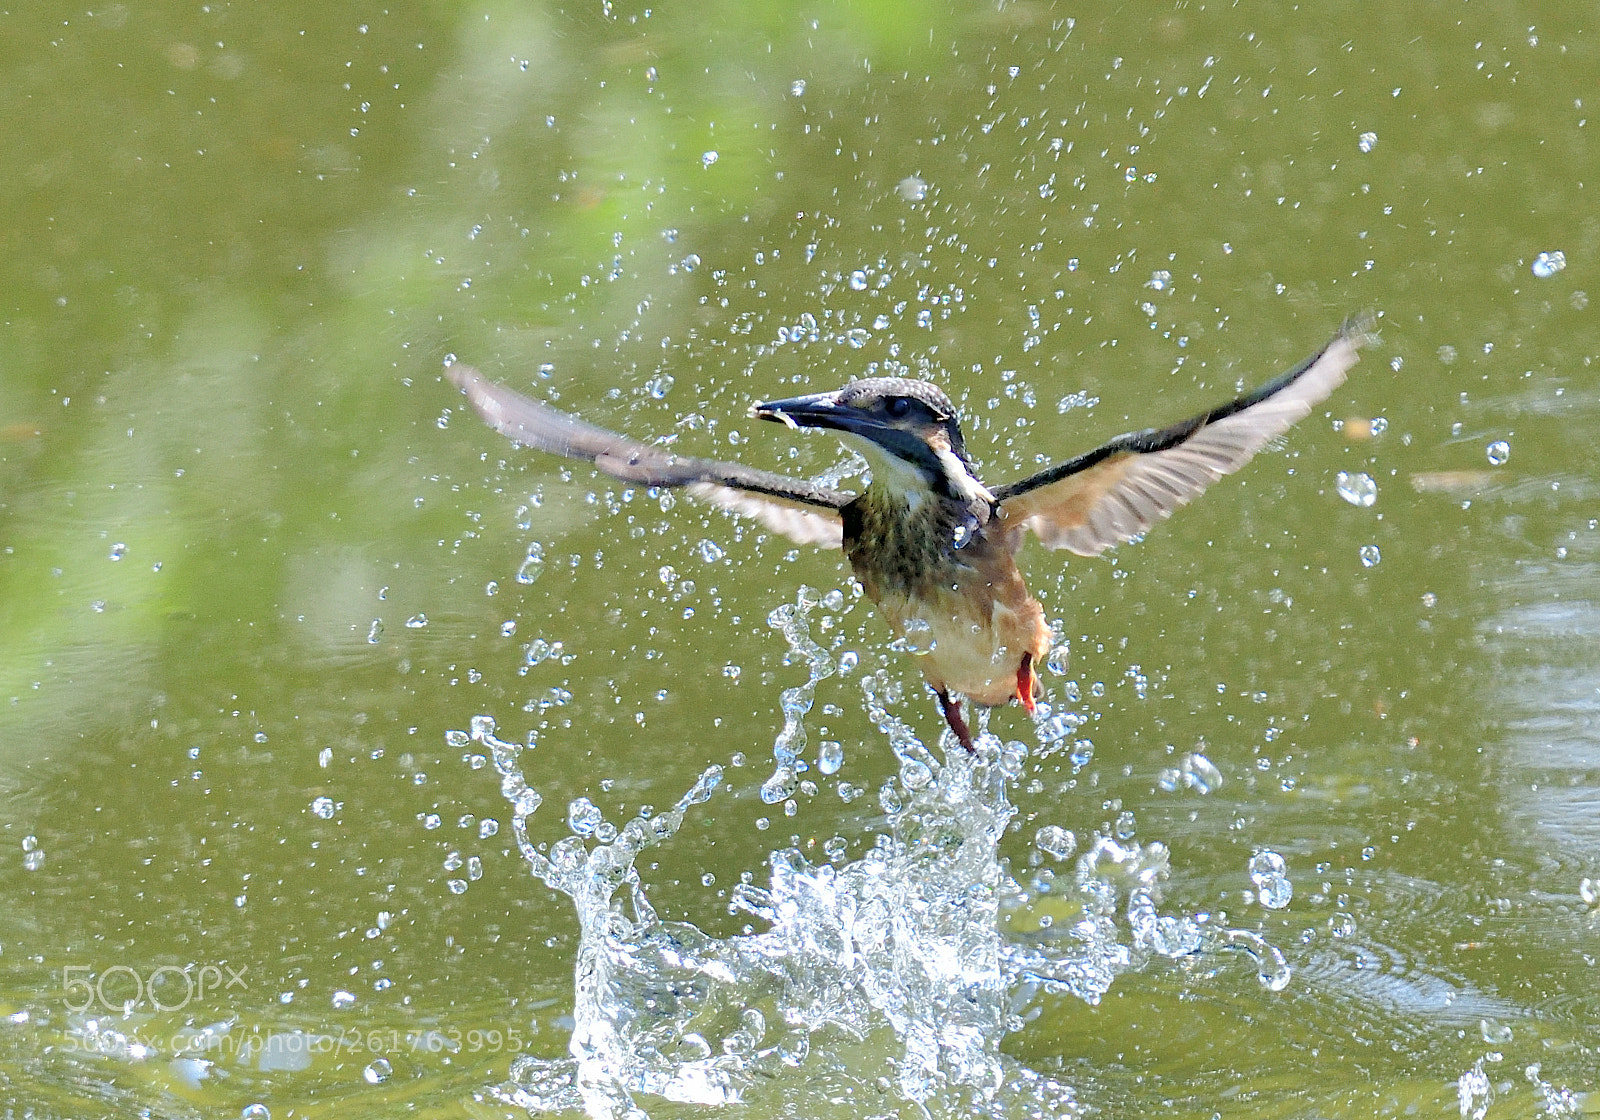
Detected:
left=2, top=0, right=1597, bottom=1115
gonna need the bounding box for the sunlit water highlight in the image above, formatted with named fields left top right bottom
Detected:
left=455, top=591, right=1293, bottom=1118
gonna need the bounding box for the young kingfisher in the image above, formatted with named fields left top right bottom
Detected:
left=448, top=318, right=1370, bottom=753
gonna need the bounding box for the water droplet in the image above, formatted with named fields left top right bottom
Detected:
left=1359, top=544, right=1381, bottom=568
left=1170, top=753, right=1222, bottom=793
left=900, top=759, right=932, bottom=789
left=1357, top=130, right=1378, bottom=153
left=109, top=542, right=127, bottom=561
left=517, top=541, right=545, bottom=584
left=1336, top=471, right=1378, bottom=507
left=890, top=617, right=935, bottom=655
left=790, top=79, right=806, bottom=96
left=1532, top=250, right=1566, bottom=278
left=1067, top=738, right=1095, bottom=772
left=700, top=150, right=718, bottom=168
left=696, top=539, right=724, bottom=563
left=403, top=613, right=428, bottom=629
left=363, top=1058, right=392, bottom=1084
left=848, top=270, right=868, bottom=290
left=761, top=766, right=798, bottom=804
left=331, top=990, right=357, bottom=1009
left=1479, top=1018, right=1514, bottom=1044
left=1000, top=740, right=1028, bottom=778
left=1145, top=269, right=1171, bottom=291
left=1486, top=440, right=1510, bottom=465
left=310, top=797, right=336, bottom=819
left=1034, top=825, right=1076, bottom=860
left=1045, top=645, right=1071, bottom=676
left=1249, top=850, right=1293, bottom=909
left=567, top=797, right=603, bottom=836
left=818, top=741, right=844, bottom=775
left=896, top=175, right=927, bottom=202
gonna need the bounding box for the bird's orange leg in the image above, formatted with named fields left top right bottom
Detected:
left=1016, top=651, right=1039, bottom=716
left=936, top=689, right=976, bottom=754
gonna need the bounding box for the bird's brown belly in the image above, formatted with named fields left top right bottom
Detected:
left=874, top=581, right=1047, bottom=706
left=847, top=512, right=1049, bottom=707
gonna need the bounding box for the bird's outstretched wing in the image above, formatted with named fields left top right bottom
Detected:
left=447, top=363, right=850, bottom=548
left=992, top=317, right=1374, bottom=556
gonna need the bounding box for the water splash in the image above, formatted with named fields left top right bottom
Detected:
left=466, top=713, right=734, bottom=1115
left=464, top=613, right=1296, bottom=1116
left=761, top=586, right=844, bottom=804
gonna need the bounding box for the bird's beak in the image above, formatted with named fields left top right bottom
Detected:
left=754, top=391, right=872, bottom=437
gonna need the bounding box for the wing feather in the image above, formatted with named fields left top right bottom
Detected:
left=994, top=317, right=1373, bottom=556
left=447, top=363, right=849, bottom=548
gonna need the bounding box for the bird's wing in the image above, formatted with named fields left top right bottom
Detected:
left=991, top=317, right=1373, bottom=556
left=447, top=363, right=850, bottom=548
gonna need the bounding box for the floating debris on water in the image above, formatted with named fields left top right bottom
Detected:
left=1409, top=470, right=1495, bottom=494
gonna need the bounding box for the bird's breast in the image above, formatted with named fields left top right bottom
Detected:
left=843, top=490, right=1048, bottom=706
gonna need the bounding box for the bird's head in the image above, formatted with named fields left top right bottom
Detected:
left=754, top=378, right=989, bottom=504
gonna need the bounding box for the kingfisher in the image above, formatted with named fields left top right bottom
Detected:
left=448, top=319, right=1369, bottom=752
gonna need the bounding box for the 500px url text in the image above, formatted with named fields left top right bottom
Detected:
left=63, top=1025, right=532, bottom=1056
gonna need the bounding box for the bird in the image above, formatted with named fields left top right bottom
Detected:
left=446, top=318, right=1370, bottom=753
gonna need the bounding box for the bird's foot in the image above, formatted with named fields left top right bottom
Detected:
left=1016, top=651, right=1039, bottom=716
left=936, top=689, right=976, bottom=754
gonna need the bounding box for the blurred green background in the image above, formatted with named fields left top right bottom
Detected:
left=2, top=0, right=1598, bottom=1115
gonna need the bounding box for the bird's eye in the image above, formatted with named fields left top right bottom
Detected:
left=886, top=397, right=912, bottom=418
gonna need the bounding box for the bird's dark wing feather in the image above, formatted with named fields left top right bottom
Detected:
left=447, top=363, right=850, bottom=548
left=992, top=317, right=1373, bottom=556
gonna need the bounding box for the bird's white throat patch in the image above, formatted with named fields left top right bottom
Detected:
left=840, top=433, right=991, bottom=511
left=840, top=432, right=929, bottom=508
